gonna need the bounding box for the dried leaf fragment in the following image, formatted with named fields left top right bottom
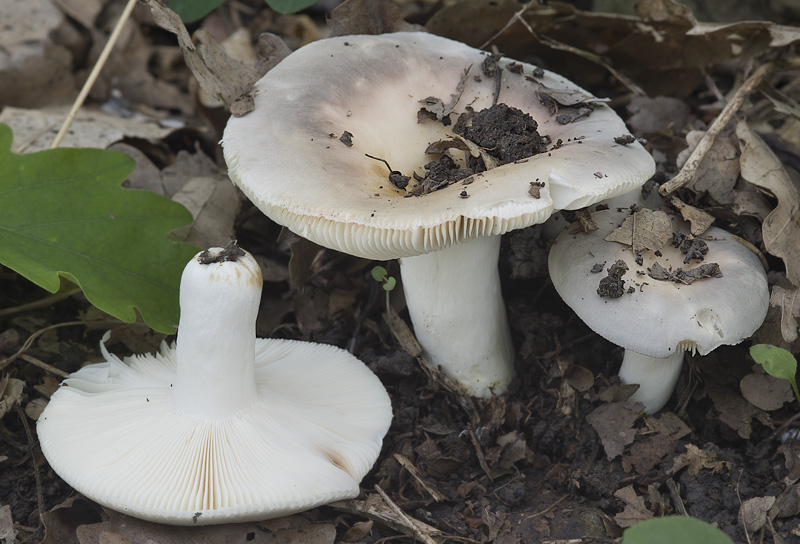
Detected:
left=605, top=208, right=673, bottom=253
left=670, top=197, right=715, bottom=235
left=770, top=283, right=800, bottom=342
left=737, top=120, right=800, bottom=287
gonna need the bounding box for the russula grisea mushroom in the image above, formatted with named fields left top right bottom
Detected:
left=37, top=244, right=392, bottom=525
left=548, top=208, right=769, bottom=413
left=222, top=32, right=655, bottom=398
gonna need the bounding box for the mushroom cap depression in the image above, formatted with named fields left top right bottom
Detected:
left=548, top=208, right=769, bottom=358
left=37, top=338, right=392, bottom=524
left=222, top=32, right=655, bottom=260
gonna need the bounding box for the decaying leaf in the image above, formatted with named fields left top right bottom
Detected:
left=604, top=208, right=673, bottom=253
left=74, top=507, right=336, bottom=544
left=670, top=197, right=715, bottom=236
left=586, top=401, right=641, bottom=460
left=670, top=443, right=731, bottom=476
left=739, top=496, right=777, bottom=534
left=613, top=485, right=653, bottom=528
left=737, top=120, right=800, bottom=287
left=0, top=106, right=173, bottom=153
left=770, top=283, right=800, bottom=343
left=621, top=412, right=691, bottom=474
left=740, top=369, right=795, bottom=411
left=145, top=0, right=266, bottom=113
left=418, top=65, right=471, bottom=121
left=0, top=376, right=24, bottom=421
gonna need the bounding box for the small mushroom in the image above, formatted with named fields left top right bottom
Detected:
left=37, top=244, right=392, bottom=525
left=548, top=209, right=769, bottom=413
left=222, top=32, right=655, bottom=398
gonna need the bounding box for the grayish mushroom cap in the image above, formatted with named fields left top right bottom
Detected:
left=222, top=32, right=655, bottom=260
left=548, top=208, right=769, bottom=358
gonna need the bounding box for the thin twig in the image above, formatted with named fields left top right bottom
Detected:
left=19, top=354, right=68, bottom=379
left=16, top=404, right=44, bottom=534
left=659, top=62, right=773, bottom=196
left=0, top=287, right=82, bottom=319
left=50, top=0, right=139, bottom=148
left=374, top=485, right=438, bottom=544
left=0, top=320, right=121, bottom=373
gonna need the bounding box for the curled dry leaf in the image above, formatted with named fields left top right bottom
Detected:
left=737, top=120, right=800, bottom=287
left=145, top=0, right=266, bottom=114
left=669, top=197, right=715, bottom=236
left=770, top=283, right=800, bottom=343
left=0, top=376, right=24, bottom=421
left=740, top=371, right=795, bottom=411
left=586, top=401, right=641, bottom=460
left=738, top=496, right=776, bottom=534
left=613, top=485, right=653, bottom=528
left=604, top=208, right=673, bottom=253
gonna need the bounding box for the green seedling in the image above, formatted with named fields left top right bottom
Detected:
left=750, top=344, right=800, bottom=405
left=622, top=516, right=733, bottom=544
left=171, top=0, right=317, bottom=23
left=371, top=265, right=397, bottom=315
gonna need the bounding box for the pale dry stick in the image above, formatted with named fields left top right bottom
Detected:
left=0, top=320, right=121, bottom=373
left=374, top=485, right=439, bottom=544
left=0, top=287, right=82, bottom=319
left=19, top=354, right=68, bottom=379
left=50, top=0, right=139, bottom=149
left=512, top=12, right=646, bottom=97
left=659, top=62, right=773, bottom=196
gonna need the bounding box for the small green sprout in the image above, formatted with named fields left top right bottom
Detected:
left=371, top=265, right=396, bottom=314
left=750, top=344, right=800, bottom=405
left=622, top=516, right=733, bottom=544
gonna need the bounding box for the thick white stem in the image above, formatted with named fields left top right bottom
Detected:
left=170, top=247, right=262, bottom=419
left=618, top=349, right=685, bottom=414
left=399, top=235, right=514, bottom=398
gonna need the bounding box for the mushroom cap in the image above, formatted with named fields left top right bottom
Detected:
left=548, top=208, right=769, bottom=358
left=222, top=32, right=655, bottom=260
left=37, top=338, right=392, bottom=525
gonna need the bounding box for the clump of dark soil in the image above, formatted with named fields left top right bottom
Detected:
left=453, top=103, right=548, bottom=163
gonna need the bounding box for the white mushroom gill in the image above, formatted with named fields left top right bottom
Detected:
left=37, top=245, right=392, bottom=525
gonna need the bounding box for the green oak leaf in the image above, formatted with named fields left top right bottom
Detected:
left=622, top=516, right=733, bottom=544
left=170, top=0, right=225, bottom=23
left=0, top=124, right=199, bottom=333
left=265, top=0, right=317, bottom=14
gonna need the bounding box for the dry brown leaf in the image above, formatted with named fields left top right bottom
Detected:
left=669, top=197, right=715, bottom=235
left=706, top=376, right=771, bottom=440
left=737, top=120, right=800, bottom=287
left=613, top=485, right=653, bottom=528
left=627, top=96, right=691, bottom=135
left=145, top=0, right=265, bottom=113
left=670, top=443, right=731, bottom=476
left=0, top=505, right=18, bottom=544
left=171, top=176, right=242, bottom=249
left=0, top=376, right=24, bottom=421
left=740, top=371, right=795, bottom=411
left=604, top=208, right=673, bottom=253
left=76, top=508, right=336, bottom=544
left=621, top=412, right=691, bottom=473
left=586, top=402, right=641, bottom=460
left=739, top=496, right=777, bottom=534
left=677, top=129, right=740, bottom=205
left=0, top=107, right=173, bottom=153
left=770, top=283, right=800, bottom=342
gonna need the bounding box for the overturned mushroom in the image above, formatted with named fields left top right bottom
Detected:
left=548, top=209, right=769, bottom=413
left=222, top=32, right=655, bottom=398
left=37, top=244, right=392, bottom=525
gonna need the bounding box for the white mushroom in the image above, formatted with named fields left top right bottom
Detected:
left=37, top=244, right=392, bottom=525
left=548, top=208, right=769, bottom=413
left=222, top=32, right=655, bottom=398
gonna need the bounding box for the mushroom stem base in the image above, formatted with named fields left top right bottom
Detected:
left=399, top=235, right=515, bottom=398
left=619, top=349, right=685, bottom=414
